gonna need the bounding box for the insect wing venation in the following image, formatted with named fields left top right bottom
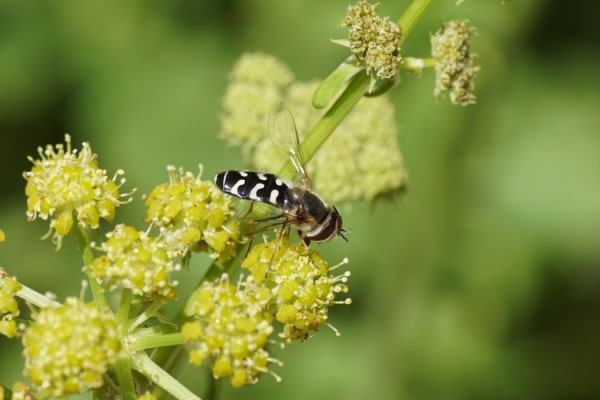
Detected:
left=268, top=101, right=312, bottom=189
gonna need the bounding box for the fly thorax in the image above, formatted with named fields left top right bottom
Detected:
left=299, top=191, right=330, bottom=225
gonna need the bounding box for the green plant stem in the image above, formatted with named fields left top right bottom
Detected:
left=401, top=56, right=437, bottom=72
left=113, top=353, right=137, bottom=400
left=72, top=222, right=110, bottom=312
left=133, top=352, right=201, bottom=400
left=397, top=0, right=434, bottom=44
left=14, top=282, right=61, bottom=308
left=117, top=288, right=133, bottom=323
left=129, top=332, right=185, bottom=352
left=278, top=72, right=369, bottom=180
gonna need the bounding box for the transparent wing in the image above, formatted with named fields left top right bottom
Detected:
left=268, top=101, right=312, bottom=189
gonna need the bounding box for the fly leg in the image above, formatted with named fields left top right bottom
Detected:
left=298, top=230, right=323, bottom=271
left=264, top=222, right=291, bottom=276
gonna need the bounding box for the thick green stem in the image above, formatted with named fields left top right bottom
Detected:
left=129, top=332, right=185, bottom=352
left=133, top=352, right=201, bottom=400
left=397, top=0, right=434, bottom=44
left=278, top=72, right=369, bottom=180
left=72, top=222, right=110, bottom=312
left=113, top=353, right=137, bottom=400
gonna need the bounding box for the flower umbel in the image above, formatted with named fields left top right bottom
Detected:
left=184, top=274, right=278, bottom=388
left=22, top=298, right=120, bottom=397
left=431, top=19, right=479, bottom=106
left=91, top=224, right=180, bottom=301
left=336, top=0, right=402, bottom=85
left=145, top=166, right=241, bottom=262
left=24, top=134, right=131, bottom=248
left=242, top=237, right=351, bottom=344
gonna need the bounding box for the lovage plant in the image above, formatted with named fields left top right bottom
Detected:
left=0, top=1, right=483, bottom=399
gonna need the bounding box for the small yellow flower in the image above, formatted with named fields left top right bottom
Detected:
left=91, top=224, right=179, bottom=300
left=431, top=20, right=479, bottom=106
left=22, top=298, right=120, bottom=397
left=336, top=0, right=402, bottom=84
left=242, top=238, right=351, bottom=344
left=24, top=135, right=132, bottom=248
left=145, top=166, right=241, bottom=262
left=0, top=269, right=22, bottom=339
left=185, top=274, right=279, bottom=387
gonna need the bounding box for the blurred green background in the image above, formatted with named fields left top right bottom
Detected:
left=1, top=0, right=600, bottom=399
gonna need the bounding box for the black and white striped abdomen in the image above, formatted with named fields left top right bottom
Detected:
left=215, top=170, right=291, bottom=207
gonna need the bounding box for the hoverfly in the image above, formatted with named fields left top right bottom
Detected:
left=214, top=102, right=349, bottom=245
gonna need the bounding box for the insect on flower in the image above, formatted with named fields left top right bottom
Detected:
left=214, top=102, right=349, bottom=246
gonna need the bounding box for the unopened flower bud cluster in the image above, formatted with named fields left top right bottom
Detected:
left=339, top=0, right=402, bottom=81
left=431, top=19, right=479, bottom=106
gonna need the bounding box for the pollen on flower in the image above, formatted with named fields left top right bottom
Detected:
left=431, top=20, right=479, bottom=106
left=185, top=274, right=278, bottom=387
left=241, top=238, right=351, bottom=344
left=23, top=134, right=133, bottom=248
left=337, top=0, right=402, bottom=84
left=144, top=166, right=241, bottom=262
left=91, top=224, right=179, bottom=300
left=0, top=269, right=22, bottom=339
left=22, top=298, right=120, bottom=397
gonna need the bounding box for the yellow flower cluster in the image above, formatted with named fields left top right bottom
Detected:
left=145, top=166, right=241, bottom=262
left=431, top=19, right=479, bottom=106
left=339, top=0, right=402, bottom=81
left=24, top=135, right=130, bottom=247
left=183, top=274, right=277, bottom=388
left=22, top=298, right=120, bottom=397
left=92, top=224, right=179, bottom=301
left=242, top=238, right=351, bottom=343
left=0, top=268, right=22, bottom=339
